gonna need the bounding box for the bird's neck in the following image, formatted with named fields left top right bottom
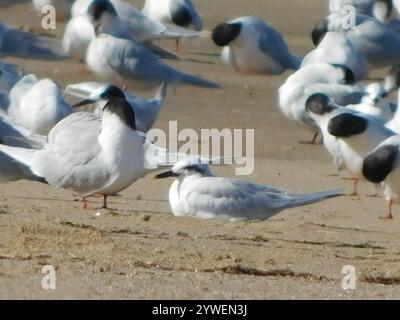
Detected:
left=99, top=109, right=138, bottom=151
left=173, top=174, right=203, bottom=199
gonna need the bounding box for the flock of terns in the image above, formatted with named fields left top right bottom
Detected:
left=0, top=0, right=400, bottom=221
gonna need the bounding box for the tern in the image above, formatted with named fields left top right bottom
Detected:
left=0, top=85, right=144, bottom=209
left=143, top=0, right=202, bottom=32
left=301, top=32, right=369, bottom=81
left=72, top=0, right=200, bottom=42
left=155, top=158, right=344, bottom=221
left=278, top=63, right=362, bottom=142
left=85, top=33, right=220, bottom=90
left=312, top=13, right=400, bottom=69
left=212, top=16, right=301, bottom=75
left=143, top=0, right=202, bottom=50
left=306, top=93, right=395, bottom=194
left=7, top=75, right=73, bottom=135
left=64, top=0, right=181, bottom=62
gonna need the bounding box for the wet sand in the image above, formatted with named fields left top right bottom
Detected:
left=1, top=0, right=400, bottom=299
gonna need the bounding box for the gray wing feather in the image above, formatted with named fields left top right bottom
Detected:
left=106, top=40, right=171, bottom=85
left=185, top=178, right=291, bottom=219
left=258, top=25, right=300, bottom=70
left=33, top=113, right=111, bottom=194
left=347, top=19, right=400, bottom=66
left=0, top=24, right=68, bottom=60
left=185, top=178, right=343, bottom=220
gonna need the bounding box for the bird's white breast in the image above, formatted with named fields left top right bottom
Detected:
left=63, top=16, right=95, bottom=61
left=86, top=36, right=119, bottom=82
left=98, top=112, right=144, bottom=194
left=143, top=0, right=173, bottom=24
left=228, top=27, right=283, bottom=74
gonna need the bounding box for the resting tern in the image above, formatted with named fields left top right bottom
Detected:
left=7, top=75, right=73, bottom=135
left=212, top=16, right=301, bottom=75
left=312, top=13, right=400, bottom=68
left=155, top=158, right=344, bottom=221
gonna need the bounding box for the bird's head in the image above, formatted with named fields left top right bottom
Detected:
left=306, top=93, right=337, bottom=117
left=311, top=17, right=329, bottom=46
left=212, top=22, right=242, bottom=47
left=73, top=85, right=136, bottom=130
left=155, top=158, right=213, bottom=179
left=170, top=1, right=193, bottom=27
left=87, top=0, right=118, bottom=34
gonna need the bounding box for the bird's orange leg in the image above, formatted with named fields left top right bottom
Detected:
left=351, top=178, right=359, bottom=196
left=380, top=200, right=394, bottom=220
left=82, top=196, right=90, bottom=210
left=79, top=62, right=88, bottom=74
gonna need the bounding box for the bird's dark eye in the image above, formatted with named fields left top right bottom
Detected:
left=381, top=92, right=389, bottom=98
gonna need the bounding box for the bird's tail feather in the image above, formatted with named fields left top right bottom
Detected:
left=155, top=82, right=168, bottom=102
left=179, top=72, right=221, bottom=89
left=0, top=144, right=46, bottom=183
left=0, top=145, right=36, bottom=170
left=286, top=188, right=344, bottom=209
left=144, top=42, right=179, bottom=60
left=162, top=26, right=201, bottom=40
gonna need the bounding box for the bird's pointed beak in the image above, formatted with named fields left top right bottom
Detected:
left=154, top=171, right=180, bottom=179
left=73, top=85, right=109, bottom=107
left=72, top=98, right=96, bottom=108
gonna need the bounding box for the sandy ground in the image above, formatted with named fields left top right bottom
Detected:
left=1, top=0, right=400, bottom=300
